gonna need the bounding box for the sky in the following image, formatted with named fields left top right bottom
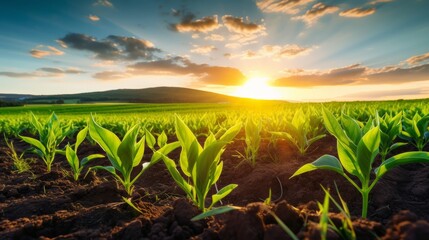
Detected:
left=1, top=0, right=429, bottom=101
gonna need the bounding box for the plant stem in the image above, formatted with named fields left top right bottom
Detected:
left=361, top=190, right=369, bottom=218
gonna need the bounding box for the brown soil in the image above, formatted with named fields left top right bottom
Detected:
left=1, top=136, right=428, bottom=239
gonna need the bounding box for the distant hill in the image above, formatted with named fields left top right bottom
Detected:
left=0, top=87, right=250, bottom=104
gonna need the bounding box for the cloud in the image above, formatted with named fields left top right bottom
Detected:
left=272, top=63, right=429, bottom=87
left=256, top=0, right=314, bottom=15
left=94, top=0, right=113, bottom=7
left=370, top=0, right=393, bottom=4
left=190, top=45, right=216, bottom=55
left=0, top=67, right=84, bottom=78
left=94, top=56, right=246, bottom=86
left=88, top=14, right=100, bottom=21
left=93, top=71, right=131, bottom=80
left=406, top=52, right=429, bottom=66
left=230, top=44, right=313, bottom=59
left=30, top=46, right=64, bottom=58
left=38, top=67, right=85, bottom=74
left=339, top=87, right=429, bottom=101
left=293, top=3, right=339, bottom=26
left=58, top=33, right=160, bottom=61
left=205, top=34, right=225, bottom=41
left=340, top=7, right=376, bottom=18
left=222, top=15, right=265, bottom=34
left=170, top=14, right=220, bottom=33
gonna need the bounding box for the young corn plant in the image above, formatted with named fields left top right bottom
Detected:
left=400, top=112, right=429, bottom=151
left=65, top=126, right=104, bottom=181
left=20, top=112, right=72, bottom=172
left=291, top=108, right=429, bottom=218
left=271, top=109, right=325, bottom=155
left=236, top=118, right=262, bottom=166
left=4, top=136, right=32, bottom=174
left=376, top=112, right=407, bottom=161
left=162, top=115, right=241, bottom=212
left=318, top=186, right=356, bottom=240
left=88, top=115, right=179, bottom=196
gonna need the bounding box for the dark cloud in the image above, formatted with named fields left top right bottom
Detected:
left=293, top=3, right=339, bottom=26
left=0, top=72, right=35, bottom=78
left=273, top=64, right=429, bottom=87
left=94, top=57, right=246, bottom=86
left=222, top=15, right=265, bottom=34
left=58, top=33, right=160, bottom=61
left=170, top=14, right=220, bottom=33
left=340, top=7, right=376, bottom=18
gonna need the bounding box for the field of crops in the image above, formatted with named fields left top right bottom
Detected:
left=1, top=100, right=429, bottom=239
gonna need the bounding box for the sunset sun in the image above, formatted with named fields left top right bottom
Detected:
left=234, top=76, right=282, bottom=100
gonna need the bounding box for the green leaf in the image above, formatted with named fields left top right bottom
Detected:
left=322, top=108, right=350, bottom=145
left=219, top=123, right=241, bottom=143
left=66, top=145, right=79, bottom=171
left=89, top=115, right=121, bottom=162
left=389, top=142, right=407, bottom=151
left=210, top=184, right=238, bottom=208
left=195, top=141, right=227, bottom=193
left=162, top=156, right=193, bottom=196
left=175, top=115, right=201, bottom=152
left=337, top=141, right=359, bottom=177
left=356, top=126, right=380, bottom=178
left=157, top=131, right=168, bottom=148
left=191, top=205, right=241, bottom=221
left=375, top=151, right=429, bottom=178
left=145, top=129, right=156, bottom=150
left=20, top=136, right=46, bottom=155
left=290, top=155, right=344, bottom=178
left=150, top=141, right=180, bottom=164
left=341, top=115, right=362, bottom=145
left=81, top=154, right=104, bottom=166
left=118, top=125, right=140, bottom=172
left=132, top=136, right=145, bottom=167
left=75, top=126, right=88, bottom=152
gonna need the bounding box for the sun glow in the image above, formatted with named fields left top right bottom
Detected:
left=234, top=76, right=282, bottom=100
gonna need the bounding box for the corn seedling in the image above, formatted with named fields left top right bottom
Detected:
left=376, top=112, right=406, bottom=161
left=236, top=118, right=262, bottom=166
left=88, top=115, right=180, bottom=196
left=4, top=136, right=32, bottom=174
left=319, top=185, right=356, bottom=240
left=291, top=108, right=429, bottom=218
left=162, top=115, right=241, bottom=212
left=65, top=126, right=104, bottom=181
left=400, top=112, right=429, bottom=151
left=20, top=112, right=72, bottom=172
left=271, top=109, right=325, bottom=155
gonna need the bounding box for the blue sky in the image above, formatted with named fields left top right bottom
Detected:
left=1, top=0, right=429, bottom=101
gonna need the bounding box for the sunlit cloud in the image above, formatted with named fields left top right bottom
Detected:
left=225, top=43, right=241, bottom=49
left=204, top=34, right=225, bottom=41
left=94, top=56, right=247, bottom=86
left=230, top=44, right=313, bottom=59
left=58, top=33, right=159, bottom=61
left=0, top=67, right=84, bottom=78
left=190, top=45, right=216, bottom=55
left=30, top=46, right=64, bottom=58
left=370, top=0, right=394, bottom=4
left=406, top=52, right=429, bottom=66
left=222, top=15, right=265, bottom=34
left=273, top=63, right=429, bottom=87
left=257, top=0, right=314, bottom=15
left=340, top=7, right=376, bottom=18
left=170, top=14, right=220, bottom=33
left=94, top=0, right=113, bottom=7
left=88, top=14, right=100, bottom=21
left=293, top=3, right=339, bottom=26
left=93, top=70, right=131, bottom=80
